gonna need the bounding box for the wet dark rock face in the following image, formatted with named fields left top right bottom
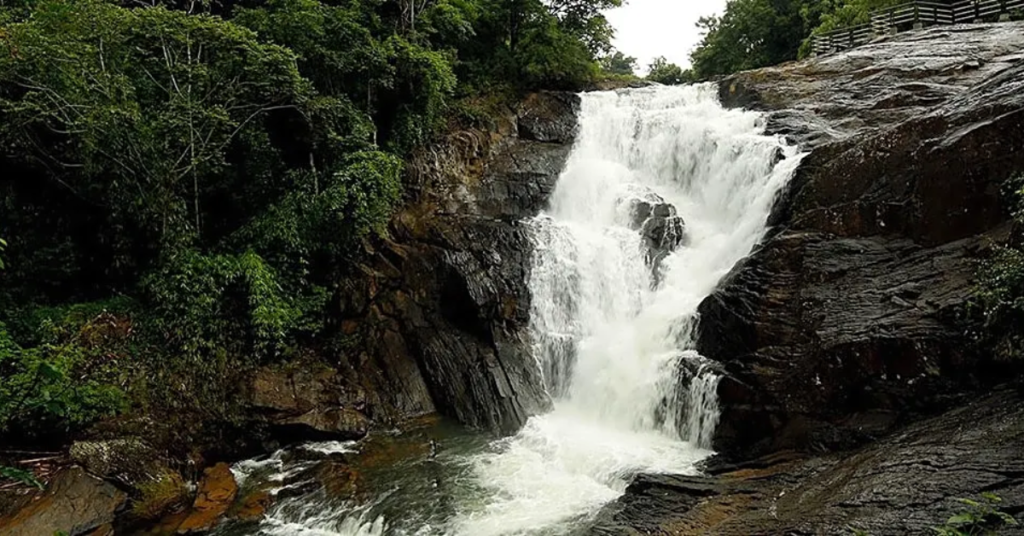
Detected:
left=699, top=23, right=1024, bottom=457
left=327, top=92, right=578, bottom=434
left=621, top=189, right=688, bottom=276
left=589, top=388, right=1024, bottom=535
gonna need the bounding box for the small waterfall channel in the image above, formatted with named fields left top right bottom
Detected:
left=219, top=84, right=803, bottom=536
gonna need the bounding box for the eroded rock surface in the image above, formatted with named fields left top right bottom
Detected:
left=698, top=22, right=1024, bottom=456
left=0, top=466, right=126, bottom=536
left=176, top=463, right=238, bottom=533
left=69, top=438, right=167, bottom=491
left=620, top=188, right=688, bottom=274
left=588, top=388, right=1024, bottom=535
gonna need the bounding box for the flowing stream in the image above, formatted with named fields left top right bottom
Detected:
left=220, top=85, right=802, bottom=536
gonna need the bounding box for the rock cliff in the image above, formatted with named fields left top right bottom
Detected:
left=590, top=387, right=1024, bottom=535
left=323, top=92, right=579, bottom=434
left=700, top=23, right=1024, bottom=456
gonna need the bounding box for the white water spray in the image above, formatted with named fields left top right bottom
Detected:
left=450, top=84, right=802, bottom=535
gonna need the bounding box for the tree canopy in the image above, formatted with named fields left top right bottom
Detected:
left=646, top=56, right=690, bottom=85
left=689, top=0, right=902, bottom=79
left=600, top=51, right=637, bottom=76
left=0, top=0, right=618, bottom=443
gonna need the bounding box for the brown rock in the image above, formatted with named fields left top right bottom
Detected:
left=251, top=365, right=373, bottom=442
left=0, top=466, right=126, bottom=536
left=277, top=408, right=370, bottom=441
left=319, top=463, right=363, bottom=499
left=232, top=489, right=272, bottom=522
left=85, top=523, right=114, bottom=536
left=176, top=463, right=237, bottom=534
left=251, top=365, right=363, bottom=415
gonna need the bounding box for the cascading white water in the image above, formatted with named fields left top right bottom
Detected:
left=450, top=84, right=802, bottom=535
left=230, top=85, right=802, bottom=536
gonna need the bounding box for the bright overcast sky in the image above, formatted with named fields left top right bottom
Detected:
left=605, top=0, right=728, bottom=72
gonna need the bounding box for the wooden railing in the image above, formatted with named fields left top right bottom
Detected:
left=812, top=0, right=1024, bottom=55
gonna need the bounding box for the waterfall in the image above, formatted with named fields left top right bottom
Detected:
left=230, top=84, right=802, bottom=536
left=451, top=84, right=802, bottom=535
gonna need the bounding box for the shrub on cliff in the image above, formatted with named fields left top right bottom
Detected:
left=0, top=305, right=132, bottom=443
left=976, top=175, right=1024, bottom=362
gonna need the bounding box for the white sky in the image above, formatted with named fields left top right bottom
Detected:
left=606, top=0, right=728, bottom=72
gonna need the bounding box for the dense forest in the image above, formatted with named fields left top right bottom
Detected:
left=0, top=0, right=622, bottom=451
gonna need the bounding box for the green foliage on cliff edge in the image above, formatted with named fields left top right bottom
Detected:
left=688, top=0, right=902, bottom=79
left=976, top=175, right=1024, bottom=362
left=0, top=0, right=617, bottom=443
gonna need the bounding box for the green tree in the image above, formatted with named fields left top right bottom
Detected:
left=688, top=0, right=904, bottom=78
left=690, top=0, right=779, bottom=79
left=600, top=50, right=637, bottom=76
left=646, top=56, right=689, bottom=85
left=0, top=1, right=322, bottom=269
left=799, top=0, right=902, bottom=57
left=547, top=0, right=623, bottom=55
left=976, top=176, right=1024, bottom=361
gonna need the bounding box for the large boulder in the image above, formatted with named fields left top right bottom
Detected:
left=175, top=463, right=238, bottom=534
left=250, top=364, right=371, bottom=442
left=698, top=22, right=1024, bottom=456
left=620, top=189, right=688, bottom=275
left=69, top=438, right=166, bottom=491
left=0, top=467, right=126, bottom=536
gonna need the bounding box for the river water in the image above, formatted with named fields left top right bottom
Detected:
left=218, top=85, right=802, bottom=536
